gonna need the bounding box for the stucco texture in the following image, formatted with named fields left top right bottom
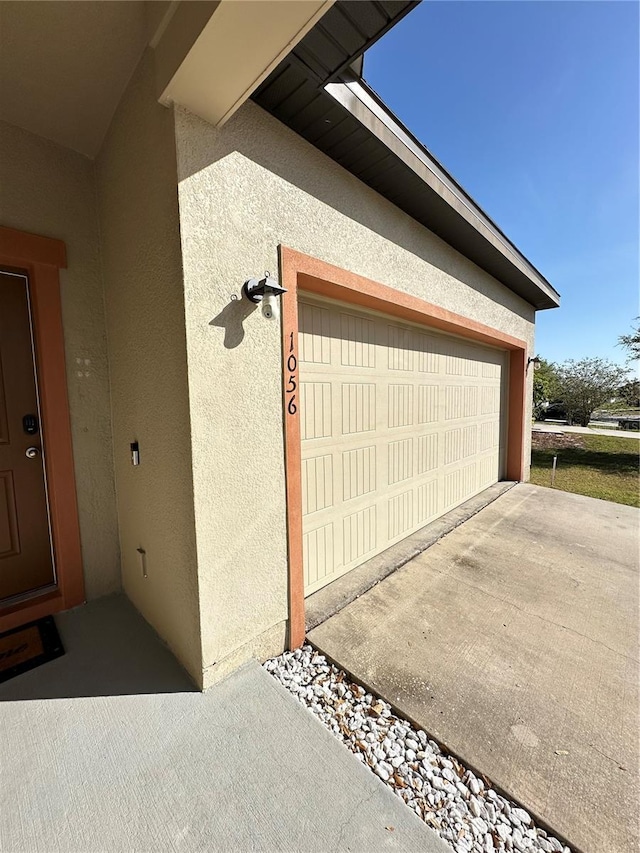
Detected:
left=0, top=120, right=120, bottom=600
left=95, top=52, right=202, bottom=684
left=174, top=101, right=536, bottom=683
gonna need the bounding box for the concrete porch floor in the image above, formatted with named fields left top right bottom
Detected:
left=0, top=595, right=448, bottom=853
left=309, top=484, right=640, bottom=853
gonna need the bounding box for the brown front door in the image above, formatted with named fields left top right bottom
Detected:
left=0, top=270, right=54, bottom=601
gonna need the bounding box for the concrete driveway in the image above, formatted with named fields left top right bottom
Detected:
left=308, top=484, right=640, bottom=853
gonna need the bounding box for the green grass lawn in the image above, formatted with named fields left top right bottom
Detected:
left=530, top=434, right=640, bottom=508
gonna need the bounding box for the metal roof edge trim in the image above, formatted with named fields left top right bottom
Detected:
left=340, top=78, right=539, bottom=264
left=326, top=77, right=560, bottom=309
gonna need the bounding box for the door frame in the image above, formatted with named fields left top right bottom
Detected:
left=0, top=225, right=84, bottom=631
left=278, top=245, right=529, bottom=649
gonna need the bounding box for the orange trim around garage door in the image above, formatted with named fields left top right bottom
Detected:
left=0, top=226, right=84, bottom=632
left=279, top=246, right=529, bottom=649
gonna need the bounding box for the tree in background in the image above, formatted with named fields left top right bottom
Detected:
left=618, top=378, right=640, bottom=408
left=618, top=318, right=640, bottom=361
left=532, top=357, right=560, bottom=419
left=555, top=358, right=629, bottom=427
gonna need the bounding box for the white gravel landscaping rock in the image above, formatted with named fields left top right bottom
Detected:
left=264, top=644, right=572, bottom=853
left=469, top=776, right=483, bottom=795
left=512, top=808, right=533, bottom=826
left=469, top=796, right=483, bottom=817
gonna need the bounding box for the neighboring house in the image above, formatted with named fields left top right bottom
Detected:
left=0, top=0, right=560, bottom=688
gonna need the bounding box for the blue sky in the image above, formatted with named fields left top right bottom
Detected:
left=365, top=0, right=639, bottom=368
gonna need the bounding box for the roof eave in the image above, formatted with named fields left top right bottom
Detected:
left=327, top=77, right=560, bottom=311
left=251, top=0, right=560, bottom=312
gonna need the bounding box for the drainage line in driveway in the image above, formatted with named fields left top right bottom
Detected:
left=306, top=638, right=582, bottom=853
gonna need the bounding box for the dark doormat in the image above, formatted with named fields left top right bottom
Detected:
left=0, top=615, right=64, bottom=683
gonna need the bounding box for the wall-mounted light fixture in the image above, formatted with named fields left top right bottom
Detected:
left=527, top=356, right=542, bottom=371
left=242, top=272, right=287, bottom=320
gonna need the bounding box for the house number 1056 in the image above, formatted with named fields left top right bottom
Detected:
left=286, top=332, right=297, bottom=416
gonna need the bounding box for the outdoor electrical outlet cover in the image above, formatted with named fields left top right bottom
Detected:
left=137, top=547, right=147, bottom=578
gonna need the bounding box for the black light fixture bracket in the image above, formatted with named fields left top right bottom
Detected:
left=242, top=272, right=286, bottom=303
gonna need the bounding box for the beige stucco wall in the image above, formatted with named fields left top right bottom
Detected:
left=95, top=51, right=203, bottom=684
left=0, top=120, right=120, bottom=600
left=173, top=101, right=536, bottom=687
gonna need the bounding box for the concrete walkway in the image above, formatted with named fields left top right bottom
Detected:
left=533, top=422, right=640, bottom=439
left=0, top=596, right=447, bottom=853
left=309, top=484, right=640, bottom=853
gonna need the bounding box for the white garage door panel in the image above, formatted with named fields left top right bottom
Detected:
left=299, top=297, right=506, bottom=596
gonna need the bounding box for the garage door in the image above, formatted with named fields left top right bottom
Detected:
left=298, top=296, right=507, bottom=596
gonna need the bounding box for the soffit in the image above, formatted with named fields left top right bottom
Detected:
left=0, top=1, right=150, bottom=157
left=252, top=0, right=560, bottom=310
left=157, top=0, right=334, bottom=128
left=0, top=0, right=336, bottom=159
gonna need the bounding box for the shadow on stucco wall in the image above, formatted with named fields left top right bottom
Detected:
left=209, top=294, right=257, bottom=348
left=176, top=101, right=534, bottom=325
